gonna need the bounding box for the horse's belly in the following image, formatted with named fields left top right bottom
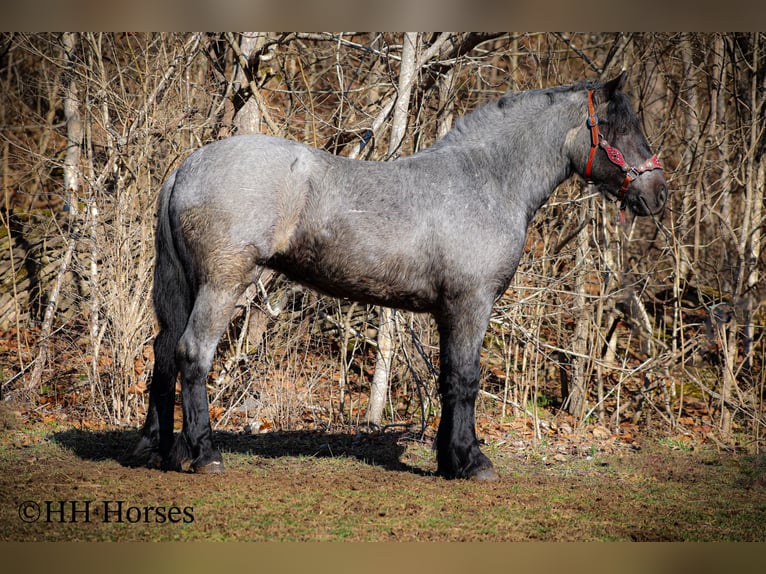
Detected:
left=268, top=250, right=438, bottom=313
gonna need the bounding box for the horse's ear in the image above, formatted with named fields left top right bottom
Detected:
left=602, top=70, right=627, bottom=100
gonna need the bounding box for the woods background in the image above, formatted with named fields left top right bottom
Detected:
left=1, top=32, right=764, bottom=450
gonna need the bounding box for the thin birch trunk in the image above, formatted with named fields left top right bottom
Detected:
left=741, top=34, right=763, bottom=370
left=436, top=39, right=455, bottom=139
left=224, top=32, right=278, bottom=136
left=25, top=33, right=82, bottom=398
left=367, top=33, right=419, bottom=426
left=234, top=32, right=266, bottom=135
left=720, top=34, right=763, bottom=437
left=677, top=34, right=700, bottom=280
left=568, top=199, right=591, bottom=420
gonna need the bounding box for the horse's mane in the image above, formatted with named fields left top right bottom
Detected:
left=494, top=79, right=601, bottom=109
left=432, top=78, right=634, bottom=150
left=432, top=80, right=596, bottom=148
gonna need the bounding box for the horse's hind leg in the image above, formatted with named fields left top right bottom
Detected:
left=171, top=282, right=245, bottom=473
left=435, top=293, right=498, bottom=481
left=135, top=322, right=183, bottom=468
left=134, top=250, right=189, bottom=468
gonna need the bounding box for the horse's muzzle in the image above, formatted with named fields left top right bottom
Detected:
left=628, top=171, right=667, bottom=216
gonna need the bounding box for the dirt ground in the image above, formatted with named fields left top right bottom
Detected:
left=1, top=402, right=765, bottom=542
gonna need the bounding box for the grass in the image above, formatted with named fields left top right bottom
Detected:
left=1, top=417, right=765, bottom=541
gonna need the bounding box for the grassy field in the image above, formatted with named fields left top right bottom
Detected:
left=2, top=413, right=765, bottom=542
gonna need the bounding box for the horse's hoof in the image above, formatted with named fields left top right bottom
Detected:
left=470, top=467, right=499, bottom=482
left=147, top=452, right=164, bottom=469
left=193, top=460, right=225, bottom=474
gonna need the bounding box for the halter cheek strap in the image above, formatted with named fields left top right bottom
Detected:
left=584, top=91, right=600, bottom=180
left=584, top=90, right=663, bottom=211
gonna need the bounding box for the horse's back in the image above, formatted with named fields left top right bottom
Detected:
left=169, top=134, right=328, bottom=208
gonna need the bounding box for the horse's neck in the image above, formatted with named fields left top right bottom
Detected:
left=428, top=125, right=576, bottom=221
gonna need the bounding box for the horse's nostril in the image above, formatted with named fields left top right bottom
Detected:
left=658, top=183, right=667, bottom=204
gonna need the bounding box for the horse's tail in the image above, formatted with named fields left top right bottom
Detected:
left=135, top=170, right=191, bottom=462
left=153, top=169, right=192, bottom=332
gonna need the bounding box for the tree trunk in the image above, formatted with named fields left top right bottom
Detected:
left=24, top=32, right=82, bottom=398
left=677, top=34, right=700, bottom=280
left=741, top=34, right=763, bottom=370
left=367, top=33, right=419, bottom=426
left=568, top=198, right=591, bottom=420
left=234, top=33, right=266, bottom=135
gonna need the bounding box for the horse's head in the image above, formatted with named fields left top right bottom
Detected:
left=578, top=71, right=667, bottom=217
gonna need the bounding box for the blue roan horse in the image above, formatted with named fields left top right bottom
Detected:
left=135, top=72, right=666, bottom=480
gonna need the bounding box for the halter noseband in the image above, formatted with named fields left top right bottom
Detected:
left=584, top=90, right=663, bottom=212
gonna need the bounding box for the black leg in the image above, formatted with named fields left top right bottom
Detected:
left=171, top=283, right=242, bottom=473
left=435, top=295, right=498, bottom=481
left=134, top=329, right=178, bottom=468
left=135, top=274, right=188, bottom=469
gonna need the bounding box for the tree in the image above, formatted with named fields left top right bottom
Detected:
left=2, top=33, right=764, bottom=447
left=24, top=32, right=82, bottom=399
left=367, top=32, right=419, bottom=426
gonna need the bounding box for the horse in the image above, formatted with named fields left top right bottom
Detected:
left=134, top=71, right=666, bottom=480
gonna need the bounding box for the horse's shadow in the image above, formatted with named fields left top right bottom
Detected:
left=51, top=427, right=431, bottom=476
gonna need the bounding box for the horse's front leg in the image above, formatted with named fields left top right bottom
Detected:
left=435, top=296, right=498, bottom=481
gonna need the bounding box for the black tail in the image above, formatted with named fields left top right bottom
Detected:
left=135, top=170, right=192, bottom=467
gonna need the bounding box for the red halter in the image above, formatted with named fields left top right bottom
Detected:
left=584, top=90, right=663, bottom=214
